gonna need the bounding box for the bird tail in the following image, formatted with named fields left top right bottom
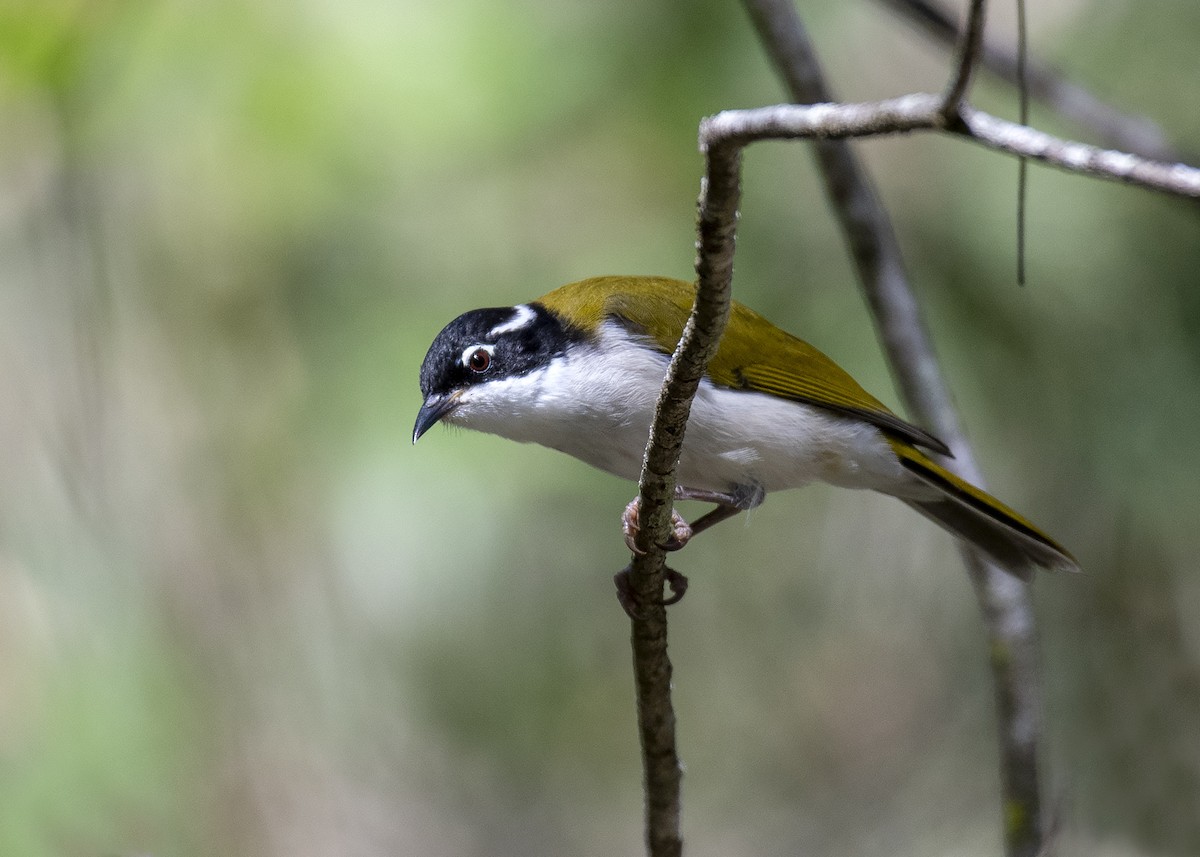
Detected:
left=887, top=439, right=1079, bottom=580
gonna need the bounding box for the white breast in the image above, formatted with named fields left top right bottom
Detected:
left=447, top=322, right=909, bottom=498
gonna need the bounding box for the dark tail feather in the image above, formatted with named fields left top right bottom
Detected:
left=888, top=440, right=1079, bottom=579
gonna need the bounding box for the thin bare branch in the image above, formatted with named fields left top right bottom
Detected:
left=625, top=128, right=741, bottom=857
left=703, top=97, right=1200, bottom=197
left=958, top=104, right=1200, bottom=194
left=1016, top=0, right=1029, bottom=285
left=627, top=590, right=683, bottom=857
left=942, top=0, right=988, bottom=116
left=879, top=0, right=1190, bottom=164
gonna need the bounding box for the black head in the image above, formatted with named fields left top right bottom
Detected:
left=413, top=302, right=581, bottom=442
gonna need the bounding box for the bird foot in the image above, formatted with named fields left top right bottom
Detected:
left=614, top=564, right=690, bottom=619
left=622, top=498, right=693, bottom=554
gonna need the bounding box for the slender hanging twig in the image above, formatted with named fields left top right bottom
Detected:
left=1016, top=0, right=1029, bottom=285
left=942, top=0, right=988, bottom=117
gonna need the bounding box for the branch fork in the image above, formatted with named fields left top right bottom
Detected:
left=623, top=2, right=1200, bottom=856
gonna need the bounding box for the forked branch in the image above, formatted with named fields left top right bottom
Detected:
left=626, top=3, right=1200, bottom=857
left=879, top=0, right=1191, bottom=164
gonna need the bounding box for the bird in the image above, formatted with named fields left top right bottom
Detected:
left=413, top=275, right=1077, bottom=579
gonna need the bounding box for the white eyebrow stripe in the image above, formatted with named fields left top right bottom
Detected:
left=487, top=304, right=536, bottom=338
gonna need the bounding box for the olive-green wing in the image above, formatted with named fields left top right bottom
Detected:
left=537, top=276, right=949, bottom=455
left=715, top=301, right=950, bottom=454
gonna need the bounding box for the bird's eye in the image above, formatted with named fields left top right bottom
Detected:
left=467, top=347, right=491, bottom=373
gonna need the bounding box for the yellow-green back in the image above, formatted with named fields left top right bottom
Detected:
left=536, top=276, right=947, bottom=453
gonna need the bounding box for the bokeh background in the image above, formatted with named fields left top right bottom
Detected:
left=2, top=0, right=1198, bottom=854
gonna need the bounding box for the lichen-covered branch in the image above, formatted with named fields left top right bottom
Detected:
left=957, top=105, right=1200, bottom=195
left=702, top=96, right=1200, bottom=198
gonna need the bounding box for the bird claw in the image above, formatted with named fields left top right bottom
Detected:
left=614, top=564, right=690, bottom=619
left=622, top=498, right=694, bottom=554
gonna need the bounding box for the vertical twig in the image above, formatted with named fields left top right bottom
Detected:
left=628, top=602, right=682, bottom=857
left=943, top=0, right=989, bottom=116
left=626, top=128, right=743, bottom=857
left=738, top=1, right=1045, bottom=854
left=1015, top=0, right=1029, bottom=285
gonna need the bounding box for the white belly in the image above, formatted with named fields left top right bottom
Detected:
left=448, top=322, right=912, bottom=499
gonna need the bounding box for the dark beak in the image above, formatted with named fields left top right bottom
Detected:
left=413, top=393, right=461, bottom=443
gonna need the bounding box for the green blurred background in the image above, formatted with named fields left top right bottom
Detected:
left=2, top=0, right=1198, bottom=854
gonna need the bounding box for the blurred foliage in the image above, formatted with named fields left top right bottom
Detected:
left=1, top=0, right=1198, bottom=855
